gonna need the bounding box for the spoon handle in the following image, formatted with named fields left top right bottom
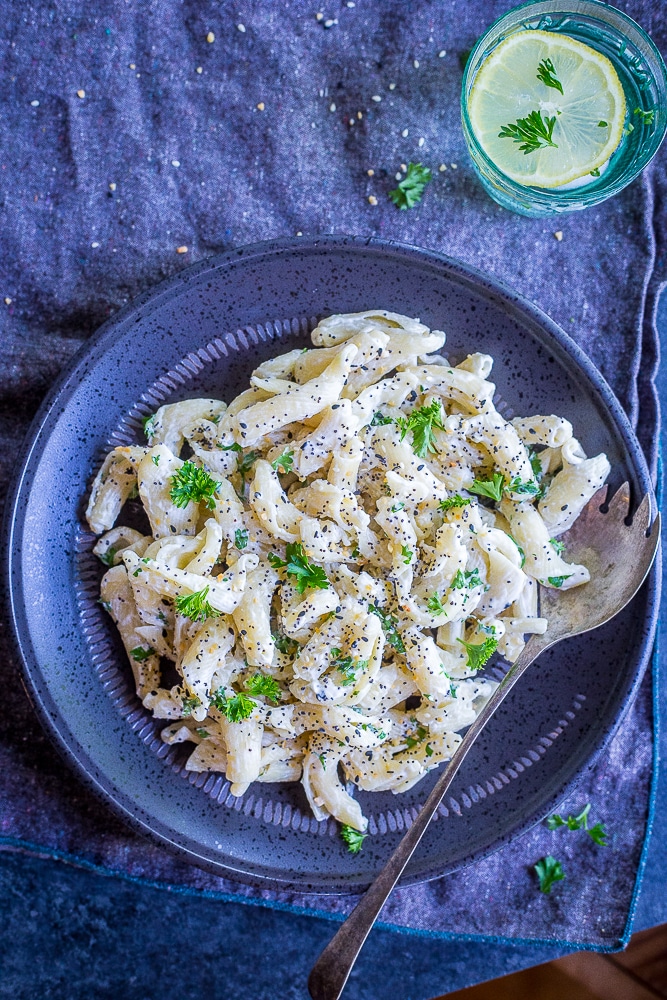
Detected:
left=307, top=641, right=541, bottom=1000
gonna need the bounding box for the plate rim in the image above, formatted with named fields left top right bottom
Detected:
left=3, top=234, right=661, bottom=892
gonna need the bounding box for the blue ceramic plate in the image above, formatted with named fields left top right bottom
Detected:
left=5, top=236, right=659, bottom=892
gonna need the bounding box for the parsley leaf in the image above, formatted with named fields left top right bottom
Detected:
left=536, top=57, right=563, bottom=95
left=245, top=672, right=281, bottom=703
left=388, top=161, right=432, bottom=210
left=547, top=575, right=572, bottom=588
left=404, top=723, right=429, bottom=750
left=508, top=534, right=526, bottom=568
left=329, top=648, right=369, bottom=686
left=169, top=461, right=220, bottom=510
left=634, top=106, right=655, bottom=125
left=549, top=538, right=565, bottom=556
left=588, top=822, right=608, bottom=847
left=470, top=473, right=505, bottom=502
left=451, top=568, right=484, bottom=590
left=234, top=528, right=249, bottom=550
left=175, top=586, right=220, bottom=622
left=340, top=824, right=368, bottom=854
left=130, top=645, right=155, bottom=661
left=271, top=448, right=294, bottom=475
left=368, top=602, right=405, bottom=653
left=98, top=546, right=117, bottom=567
left=370, top=410, right=394, bottom=426
left=439, top=495, right=471, bottom=513
left=506, top=475, right=542, bottom=498
left=401, top=545, right=413, bottom=565
left=457, top=635, right=498, bottom=671
left=499, top=110, right=558, bottom=155
left=268, top=542, right=330, bottom=593
left=391, top=501, right=405, bottom=513
left=210, top=688, right=255, bottom=723
left=273, top=632, right=299, bottom=657
left=546, top=803, right=607, bottom=845
left=142, top=413, right=156, bottom=441
left=396, top=399, right=445, bottom=458
left=427, top=592, right=447, bottom=616
left=181, top=694, right=202, bottom=716
left=534, top=855, right=565, bottom=894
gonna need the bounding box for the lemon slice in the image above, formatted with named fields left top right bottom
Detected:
left=468, top=29, right=626, bottom=188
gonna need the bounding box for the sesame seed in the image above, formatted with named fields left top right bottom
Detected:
left=367, top=168, right=375, bottom=176
left=439, top=164, right=447, bottom=172
left=237, top=22, right=246, bottom=32
left=176, top=246, right=188, bottom=254
left=330, top=102, right=336, bottom=112
left=395, top=172, right=402, bottom=181
left=450, top=162, right=457, bottom=168
left=109, top=182, right=117, bottom=190
left=347, top=1, right=355, bottom=5
left=389, top=82, right=396, bottom=90
left=400, top=163, right=407, bottom=171
left=91, top=242, right=100, bottom=248
left=30, top=100, right=39, bottom=107
left=371, top=95, right=381, bottom=102
left=554, top=231, right=563, bottom=241
left=206, top=31, right=215, bottom=42
left=418, top=137, right=425, bottom=147
left=296, top=231, right=303, bottom=236
left=196, top=66, right=203, bottom=74
left=401, top=128, right=408, bottom=137
left=357, top=110, right=362, bottom=119
left=257, top=102, right=265, bottom=111
left=172, top=159, right=180, bottom=167
left=438, top=49, right=446, bottom=57
left=4, top=297, right=12, bottom=305
left=77, top=89, right=85, bottom=99
left=349, top=118, right=355, bottom=125
left=316, top=12, right=324, bottom=19
left=129, top=63, right=136, bottom=69
left=413, top=59, right=419, bottom=68
left=368, top=195, right=378, bottom=205
left=324, top=18, right=337, bottom=27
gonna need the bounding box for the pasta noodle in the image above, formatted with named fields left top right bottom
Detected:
left=87, top=309, right=609, bottom=835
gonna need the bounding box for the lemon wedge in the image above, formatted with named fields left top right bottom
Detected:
left=468, top=29, right=626, bottom=188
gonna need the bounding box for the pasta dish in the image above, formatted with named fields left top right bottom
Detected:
left=85, top=310, right=610, bottom=836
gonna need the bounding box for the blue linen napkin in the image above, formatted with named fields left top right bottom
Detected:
left=0, top=0, right=664, bottom=950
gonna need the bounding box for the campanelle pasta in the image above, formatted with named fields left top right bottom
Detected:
left=86, top=310, right=610, bottom=834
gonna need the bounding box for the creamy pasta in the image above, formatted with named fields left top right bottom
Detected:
left=86, top=310, right=610, bottom=834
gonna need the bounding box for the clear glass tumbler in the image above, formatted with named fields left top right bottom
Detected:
left=461, top=0, right=667, bottom=217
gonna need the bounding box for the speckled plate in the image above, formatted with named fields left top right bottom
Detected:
left=5, top=236, right=659, bottom=893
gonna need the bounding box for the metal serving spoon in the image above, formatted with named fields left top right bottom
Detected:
left=308, top=483, right=660, bottom=1000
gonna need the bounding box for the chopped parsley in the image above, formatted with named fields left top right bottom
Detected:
left=98, top=546, right=117, bottom=567
left=439, top=494, right=471, bottom=513
left=268, top=542, right=330, bottom=594
left=388, top=161, right=432, bottom=210
left=368, top=602, right=405, bottom=653
left=169, top=461, right=220, bottom=510
left=329, top=648, right=369, bottom=687
left=634, top=106, right=655, bottom=125
left=451, top=567, right=484, bottom=590
left=590, top=167, right=601, bottom=177
left=396, top=399, right=445, bottom=458
left=390, top=501, right=405, bottom=513
left=210, top=688, right=255, bottom=723
left=506, top=475, right=542, bottom=498
left=234, top=527, right=249, bottom=550
left=508, top=534, right=526, bottom=568
left=549, top=538, right=565, bottom=556
left=546, top=803, right=607, bottom=846
left=129, top=645, right=155, bottom=661
left=401, top=545, right=413, bottom=565
left=405, top=722, right=429, bottom=750
left=273, top=632, right=300, bottom=657
left=470, top=473, right=505, bottom=502
left=536, top=57, right=563, bottom=95
left=340, top=824, right=368, bottom=854
left=427, top=592, right=447, bottom=616
left=245, top=672, right=281, bottom=704
left=175, top=586, right=220, bottom=622
left=457, top=635, right=498, bottom=671
left=181, top=694, right=202, bottom=716
left=370, top=410, right=394, bottom=427
left=547, top=575, right=572, bottom=588
left=534, top=855, right=565, bottom=894
left=499, top=109, right=558, bottom=155
left=142, top=413, right=156, bottom=441
left=271, top=448, right=294, bottom=475
left=151, top=454, right=160, bottom=466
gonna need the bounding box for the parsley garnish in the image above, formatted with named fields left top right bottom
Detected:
left=329, top=648, right=369, bottom=686
left=390, top=501, right=405, bottom=512
left=634, top=107, right=655, bottom=125
left=236, top=450, right=258, bottom=493
left=536, top=57, right=563, bottom=95
left=451, top=568, right=484, bottom=590
left=99, top=546, right=117, bottom=567
left=234, top=528, right=249, bottom=550
left=368, top=602, right=405, bottom=653
left=401, top=545, right=413, bottom=565
left=388, top=161, right=432, bottom=210
left=340, top=824, right=368, bottom=854
left=549, top=538, right=565, bottom=556
left=273, top=632, right=299, bottom=656
left=598, top=120, right=608, bottom=127
left=427, top=592, right=447, bottom=616
left=370, top=411, right=394, bottom=426
left=405, top=723, right=429, bottom=750
left=130, top=645, right=155, bottom=661
left=210, top=688, right=255, bottom=723
left=470, top=473, right=505, bottom=502
left=508, top=534, right=526, bottom=568
left=527, top=448, right=543, bottom=481
left=175, top=586, right=220, bottom=622
left=245, top=672, right=281, bottom=703
left=152, top=454, right=160, bottom=466
left=396, top=399, right=445, bottom=458
left=169, top=461, right=220, bottom=510
left=268, top=542, right=330, bottom=594
left=534, top=855, right=565, bottom=894
left=546, top=803, right=607, bottom=846
left=499, top=110, right=558, bottom=154
left=181, top=694, right=202, bottom=716
left=547, top=575, right=572, bottom=588
left=271, top=449, right=294, bottom=475
left=590, top=167, right=601, bottom=177
left=439, top=495, right=471, bottom=513
left=142, top=414, right=156, bottom=441
left=457, top=635, right=498, bottom=671
left=218, top=442, right=242, bottom=453
left=506, top=475, right=541, bottom=498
